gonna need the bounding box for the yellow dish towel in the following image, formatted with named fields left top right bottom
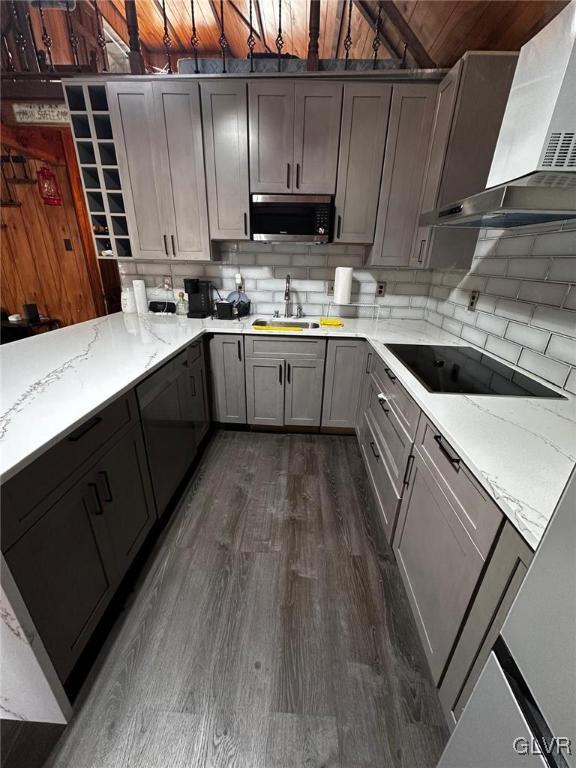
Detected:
left=319, top=317, right=344, bottom=327
left=252, top=325, right=303, bottom=332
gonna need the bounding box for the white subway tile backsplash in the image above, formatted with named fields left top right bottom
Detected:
left=504, top=322, right=550, bottom=353
left=506, top=258, right=550, bottom=280
left=274, top=266, right=308, bottom=279
left=517, top=349, right=570, bottom=387
left=565, top=287, right=576, bottom=311
left=496, top=235, right=535, bottom=256
left=546, top=335, right=576, bottom=366
left=442, top=317, right=463, bottom=336
left=326, top=254, right=364, bottom=267
left=531, top=231, right=576, bottom=256
left=485, top=278, right=521, bottom=298
left=547, top=258, right=576, bottom=283
left=475, top=294, right=497, bottom=313
left=485, top=335, right=522, bottom=364
left=565, top=368, right=576, bottom=395
left=531, top=306, right=576, bottom=335
left=494, top=299, right=534, bottom=324
left=474, top=258, right=508, bottom=276
left=476, top=312, right=508, bottom=336
left=461, top=325, right=488, bottom=347
left=518, top=281, right=568, bottom=307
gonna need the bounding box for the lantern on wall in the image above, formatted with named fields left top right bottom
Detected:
left=37, top=166, right=62, bottom=206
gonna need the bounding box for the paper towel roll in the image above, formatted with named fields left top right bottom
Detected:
left=132, top=279, right=148, bottom=315
left=334, top=267, right=353, bottom=305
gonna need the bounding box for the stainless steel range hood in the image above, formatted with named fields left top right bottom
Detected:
left=422, top=1, right=576, bottom=230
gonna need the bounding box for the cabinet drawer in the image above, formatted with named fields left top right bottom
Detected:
left=359, top=413, right=401, bottom=544
left=245, top=336, right=326, bottom=359
left=366, top=373, right=413, bottom=495
left=415, top=416, right=502, bottom=558
left=1, top=392, right=137, bottom=551
left=372, top=351, right=420, bottom=439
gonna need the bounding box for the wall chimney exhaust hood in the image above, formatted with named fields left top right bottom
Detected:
left=421, top=1, right=576, bottom=229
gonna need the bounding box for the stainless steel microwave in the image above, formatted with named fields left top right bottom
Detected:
left=250, top=194, right=334, bottom=243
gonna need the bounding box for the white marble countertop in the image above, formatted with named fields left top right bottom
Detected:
left=1, top=312, right=574, bottom=550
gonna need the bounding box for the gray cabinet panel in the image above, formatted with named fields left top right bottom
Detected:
left=334, top=83, right=392, bottom=243
left=201, top=80, right=250, bottom=240
left=152, top=82, right=210, bottom=260
left=372, top=353, right=420, bottom=440
left=245, top=336, right=326, bottom=359
left=284, top=358, right=324, bottom=427
left=245, top=357, right=285, bottom=426
left=184, top=342, right=210, bottom=444
left=5, top=476, right=116, bottom=682
left=321, top=339, right=365, bottom=430
left=293, top=82, right=342, bottom=194
left=249, top=82, right=294, bottom=193
left=369, top=84, right=437, bottom=267
left=437, top=654, right=548, bottom=768
left=209, top=335, right=247, bottom=424
left=393, top=450, right=486, bottom=683
left=107, top=82, right=166, bottom=259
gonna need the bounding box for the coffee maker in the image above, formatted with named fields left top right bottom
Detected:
left=184, top=279, right=212, bottom=318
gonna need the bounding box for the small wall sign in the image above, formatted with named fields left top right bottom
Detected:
left=12, top=103, right=70, bottom=125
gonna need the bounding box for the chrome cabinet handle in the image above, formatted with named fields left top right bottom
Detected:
left=369, top=441, right=380, bottom=461
left=377, top=393, right=389, bottom=413
left=434, top=434, right=461, bottom=471
left=403, top=454, right=415, bottom=486
left=171, top=234, right=176, bottom=257
left=417, top=238, right=426, bottom=264
left=163, top=234, right=169, bottom=256
left=384, top=367, right=397, bottom=382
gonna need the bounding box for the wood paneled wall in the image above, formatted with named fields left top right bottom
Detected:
left=1, top=132, right=105, bottom=327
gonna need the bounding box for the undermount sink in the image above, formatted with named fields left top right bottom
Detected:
left=252, top=319, right=320, bottom=329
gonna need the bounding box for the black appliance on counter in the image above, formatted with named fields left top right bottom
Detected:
left=387, top=344, right=565, bottom=398
left=184, top=278, right=212, bottom=318
left=250, top=194, right=333, bottom=243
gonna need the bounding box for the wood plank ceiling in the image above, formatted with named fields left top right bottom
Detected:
left=101, top=0, right=568, bottom=67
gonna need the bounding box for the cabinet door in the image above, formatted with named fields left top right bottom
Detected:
left=107, top=82, right=167, bottom=259
left=321, top=339, right=364, bottom=430
left=249, top=81, right=294, bottom=193
left=209, top=335, right=247, bottom=424
left=293, top=82, right=342, bottom=194
left=245, top=358, right=285, bottom=426
left=96, top=425, right=156, bottom=581
left=152, top=82, right=210, bottom=260
left=201, top=80, right=250, bottom=240
left=334, top=83, right=392, bottom=243
left=393, top=450, right=486, bottom=683
left=5, top=478, right=115, bottom=681
left=184, top=343, right=210, bottom=444
left=285, top=358, right=324, bottom=427
left=369, top=85, right=437, bottom=267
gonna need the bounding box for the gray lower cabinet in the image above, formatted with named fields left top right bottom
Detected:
left=285, top=358, right=324, bottom=427
left=182, top=341, right=210, bottom=445
left=201, top=80, right=250, bottom=240
left=393, top=416, right=503, bottom=684
left=4, top=424, right=155, bottom=682
left=245, top=357, right=285, bottom=426
left=334, top=83, right=392, bottom=243
left=209, top=335, right=247, bottom=424
left=321, top=339, right=365, bottom=430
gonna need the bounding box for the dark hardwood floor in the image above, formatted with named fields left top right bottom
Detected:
left=44, top=431, right=448, bottom=768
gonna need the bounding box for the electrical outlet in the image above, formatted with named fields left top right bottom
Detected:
left=376, top=281, right=386, bottom=297
left=327, top=281, right=334, bottom=296
left=468, top=290, right=479, bottom=311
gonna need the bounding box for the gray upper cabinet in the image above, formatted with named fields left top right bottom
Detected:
left=249, top=81, right=295, bottom=193
left=285, top=358, right=324, bottom=427
left=245, top=357, right=285, bottom=426
left=369, top=84, right=437, bottom=267
left=109, top=80, right=210, bottom=261
left=412, top=53, right=517, bottom=269
left=293, top=82, right=342, bottom=194
left=248, top=81, right=342, bottom=194
left=201, top=80, right=250, bottom=240
left=107, top=82, right=166, bottom=260
left=321, top=339, right=365, bottom=430
left=209, top=335, right=247, bottom=424
left=151, top=82, right=210, bottom=260
left=334, top=83, right=392, bottom=243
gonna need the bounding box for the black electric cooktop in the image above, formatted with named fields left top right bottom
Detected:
left=386, top=344, right=565, bottom=398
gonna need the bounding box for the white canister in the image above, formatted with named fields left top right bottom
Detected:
left=121, top=287, right=136, bottom=313
left=132, top=279, right=148, bottom=315
left=334, top=267, right=353, bottom=305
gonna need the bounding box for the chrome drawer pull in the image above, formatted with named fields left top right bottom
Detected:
left=377, top=393, right=390, bottom=414
left=434, top=434, right=461, bottom=471
left=369, top=441, right=380, bottom=461
left=384, top=367, right=397, bottom=382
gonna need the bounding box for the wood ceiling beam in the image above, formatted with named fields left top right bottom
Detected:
left=228, top=1, right=272, bottom=53
left=379, top=0, right=436, bottom=68
left=331, top=0, right=345, bottom=58
left=253, top=0, right=269, bottom=54
left=354, top=1, right=400, bottom=60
